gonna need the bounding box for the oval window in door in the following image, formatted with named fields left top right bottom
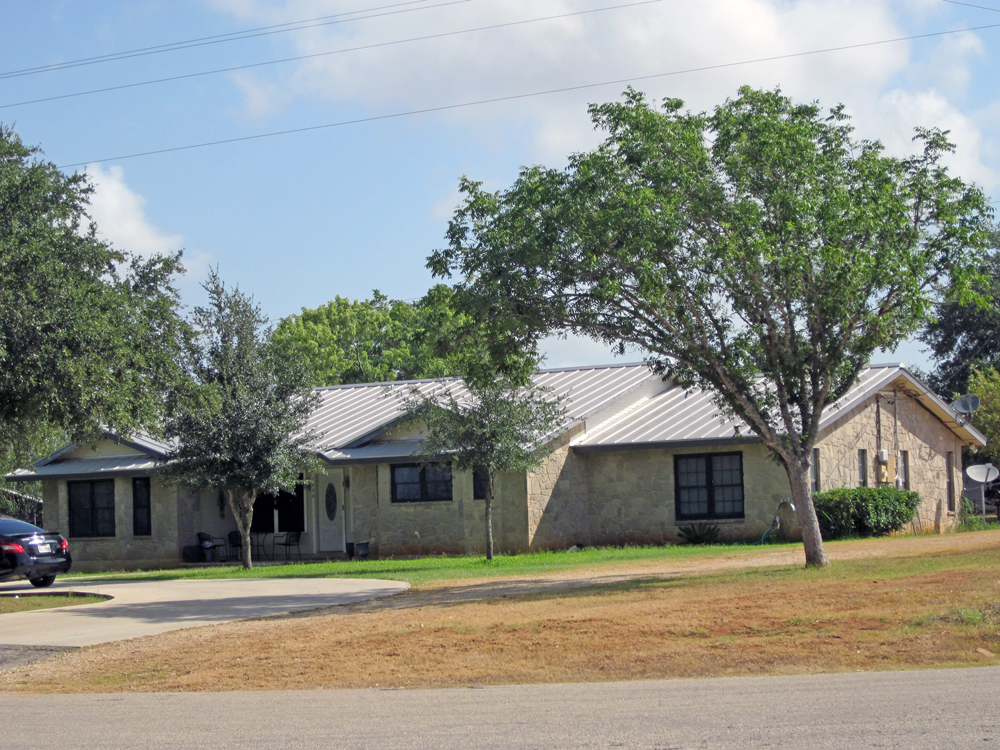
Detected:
left=325, top=483, right=338, bottom=521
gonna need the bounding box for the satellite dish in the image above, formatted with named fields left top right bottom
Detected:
left=952, top=394, right=981, bottom=415
left=966, top=463, right=999, bottom=484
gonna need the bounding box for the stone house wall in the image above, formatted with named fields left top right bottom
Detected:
left=527, top=424, right=588, bottom=549
left=576, top=442, right=792, bottom=548
left=518, top=390, right=968, bottom=549
left=815, top=388, right=964, bottom=532
left=43, top=473, right=185, bottom=572
left=368, top=463, right=528, bottom=556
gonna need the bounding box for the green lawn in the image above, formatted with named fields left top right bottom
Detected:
left=0, top=593, right=107, bottom=615
left=64, top=540, right=802, bottom=587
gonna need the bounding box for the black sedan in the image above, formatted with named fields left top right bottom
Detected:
left=0, top=518, right=72, bottom=587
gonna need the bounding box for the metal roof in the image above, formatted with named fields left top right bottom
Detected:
left=33, top=430, right=174, bottom=469
left=575, top=364, right=986, bottom=451
left=5, top=364, right=657, bottom=480
left=307, top=362, right=656, bottom=457
left=6, top=455, right=159, bottom=482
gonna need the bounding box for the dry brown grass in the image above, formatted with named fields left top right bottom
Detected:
left=4, top=532, right=1000, bottom=693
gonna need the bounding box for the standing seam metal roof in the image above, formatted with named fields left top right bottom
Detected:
left=305, top=363, right=656, bottom=454
left=574, top=364, right=986, bottom=449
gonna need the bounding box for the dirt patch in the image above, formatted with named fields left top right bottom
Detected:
left=3, top=531, right=999, bottom=693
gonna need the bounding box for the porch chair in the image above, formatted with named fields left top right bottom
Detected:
left=272, top=530, right=302, bottom=560
left=196, top=532, right=227, bottom=562
left=227, top=530, right=243, bottom=561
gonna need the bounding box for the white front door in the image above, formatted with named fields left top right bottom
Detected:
left=318, top=469, right=345, bottom=553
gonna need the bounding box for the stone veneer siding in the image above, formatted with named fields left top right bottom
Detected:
left=814, top=387, right=964, bottom=532
left=519, top=388, right=968, bottom=550
left=347, top=463, right=529, bottom=557
left=44, top=474, right=184, bottom=572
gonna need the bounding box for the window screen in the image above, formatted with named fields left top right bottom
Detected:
left=473, top=468, right=489, bottom=500
left=391, top=464, right=453, bottom=503
left=68, top=479, right=116, bottom=538
left=946, top=452, right=955, bottom=512
left=674, top=453, right=744, bottom=520
left=132, top=477, right=151, bottom=537
left=858, top=450, right=868, bottom=488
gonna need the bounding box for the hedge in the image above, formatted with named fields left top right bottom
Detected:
left=811, top=487, right=922, bottom=540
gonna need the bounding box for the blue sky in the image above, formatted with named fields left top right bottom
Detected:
left=2, top=0, right=998, bottom=369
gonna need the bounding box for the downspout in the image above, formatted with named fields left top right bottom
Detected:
left=893, top=389, right=900, bottom=488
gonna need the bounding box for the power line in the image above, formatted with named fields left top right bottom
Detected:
left=0, top=1, right=666, bottom=111
left=58, top=21, right=1000, bottom=170
left=941, top=0, right=1000, bottom=12
left=0, top=0, right=472, bottom=82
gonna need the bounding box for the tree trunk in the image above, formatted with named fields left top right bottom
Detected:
left=783, top=457, right=829, bottom=567
left=484, top=472, right=495, bottom=562
left=226, top=489, right=255, bottom=570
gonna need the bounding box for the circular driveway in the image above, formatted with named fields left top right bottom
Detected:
left=0, top=577, right=408, bottom=648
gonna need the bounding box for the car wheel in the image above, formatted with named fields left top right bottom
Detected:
left=29, top=575, right=56, bottom=588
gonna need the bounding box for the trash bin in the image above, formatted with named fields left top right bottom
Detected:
left=356, top=541, right=370, bottom=559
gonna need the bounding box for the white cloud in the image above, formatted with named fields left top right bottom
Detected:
left=207, top=1, right=906, bottom=148
left=868, top=89, right=997, bottom=189
left=207, top=0, right=996, bottom=188
left=85, top=164, right=213, bottom=283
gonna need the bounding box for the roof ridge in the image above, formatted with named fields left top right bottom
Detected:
left=312, top=362, right=649, bottom=392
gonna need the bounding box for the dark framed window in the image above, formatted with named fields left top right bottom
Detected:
left=674, top=452, right=744, bottom=521
left=391, top=463, right=452, bottom=503
left=899, top=451, right=910, bottom=490
left=254, top=476, right=306, bottom=533
left=946, top=451, right=955, bottom=512
left=858, top=450, right=868, bottom=488
left=132, top=477, right=152, bottom=537
left=276, top=480, right=305, bottom=532
left=68, top=479, right=116, bottom=538
left=810, top=448, right=821, bottom=493
left=473, top=468, right=489, bottom=500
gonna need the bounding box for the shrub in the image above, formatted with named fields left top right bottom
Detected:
left=956, top=496, right=990, bottom=533
left=677, top=522, right=721, bottom=545
left=812, top=487, right=921, bottom=540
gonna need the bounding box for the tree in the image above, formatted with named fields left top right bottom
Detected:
left=397, top=372, right=567, bottom=560
left=428, top=87, right=993, bottom=567
left=920, top=224, right=1000, bottom=397
left=0, top=125, right=188, bottom=454
left=273, top=284, right=535, bottom=387
left=160, top=271, right=318, bottom=569
left=964, top=367, right=1000, bottom=467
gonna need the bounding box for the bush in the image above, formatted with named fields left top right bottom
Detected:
left=956, top=496, right=990, bottom=532
left=812, top=487, right=921, bottom=541
left=677, top=522, right=722, bottom=545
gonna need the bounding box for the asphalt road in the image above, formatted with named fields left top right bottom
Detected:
left=5, top=667, right=998, bottom=749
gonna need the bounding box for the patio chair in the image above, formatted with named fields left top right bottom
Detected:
left=197, top=532, right=227, bottom=562
left=227, top=530, right=243, bottom=561
left=272, top=530, right=302, bottom=560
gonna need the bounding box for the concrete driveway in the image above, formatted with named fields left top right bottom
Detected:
left=0, top=576, right=408, bottom=647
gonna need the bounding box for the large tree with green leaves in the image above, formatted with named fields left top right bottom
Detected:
left=429, top=86, right=993, bottom=567
left=160, top=271, right=318, bottom=569
left=920, top=224, right=1000, bottom=397
left=0, top=125, right=187, bottom=465
left=273, top=284, right=534, bottom=387
left=397, top=371, right=566, bottom=560
left=963, top=367, right=1000, bottom=468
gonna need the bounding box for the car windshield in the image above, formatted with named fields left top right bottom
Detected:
left=0, top=518, right=44, bottom=536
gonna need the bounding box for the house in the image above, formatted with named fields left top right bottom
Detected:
left=4, top=363, right=984, bottom=570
